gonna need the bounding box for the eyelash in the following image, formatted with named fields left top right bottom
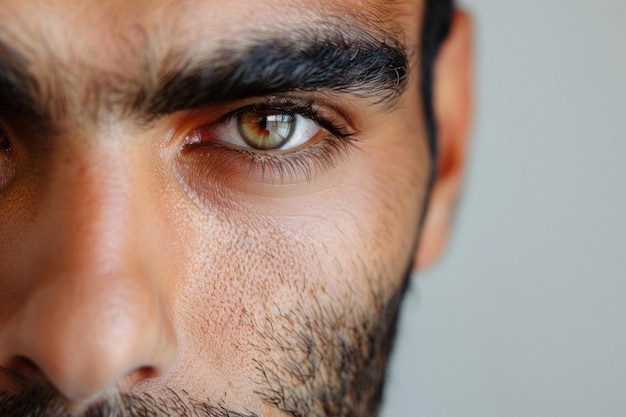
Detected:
left=223, top=97, right=354, bottom=140
left=186, top=97, right=359, bottom=180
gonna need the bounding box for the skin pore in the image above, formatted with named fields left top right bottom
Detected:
left=0, top=0, right=471, bottom=416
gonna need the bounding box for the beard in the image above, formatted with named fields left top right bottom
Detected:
left=0, top=386, right=264, bottom=417
left=0, top=268, right=412, bottom=417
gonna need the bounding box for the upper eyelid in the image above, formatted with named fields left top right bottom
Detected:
left=217, top=97, right=317, bottom=121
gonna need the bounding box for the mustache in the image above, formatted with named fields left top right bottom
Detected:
left=0, top=384, right=261, bottom=417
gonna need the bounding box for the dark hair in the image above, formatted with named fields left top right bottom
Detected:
left=421, top=0, right=455, bottom=157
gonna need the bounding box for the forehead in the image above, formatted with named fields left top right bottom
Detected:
left=0, top=0, right=421, bottom=51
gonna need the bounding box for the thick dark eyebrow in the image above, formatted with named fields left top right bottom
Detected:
left=0, top=26, right=409, bottom=122
left=141, top=30, right=409, bottom=117
left=0, top=41, right=40, bottom=119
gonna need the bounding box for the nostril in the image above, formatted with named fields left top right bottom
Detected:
left=5, top=356, right=49, bottom=385
left=119, top=365, right=160, bottom=391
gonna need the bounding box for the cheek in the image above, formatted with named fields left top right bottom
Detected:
left=304, top=121, right=431, bottom=292
left=176, top=135, right=427, bottom=299
left=164, top=132, right=429, bottom=310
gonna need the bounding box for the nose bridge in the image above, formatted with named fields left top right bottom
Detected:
left=38, top=140, right=149, bottom=299
left=55, top=142, right=140, bottom=269
left=0, top=138, right=177, bottom=402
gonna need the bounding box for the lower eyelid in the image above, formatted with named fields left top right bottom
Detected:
left=180, top=134, right=353, bottom=187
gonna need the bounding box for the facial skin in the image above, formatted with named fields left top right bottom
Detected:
left=0, top=0, right=472, bottom=416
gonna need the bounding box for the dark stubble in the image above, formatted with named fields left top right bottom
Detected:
left=0, top=268, right=410, bottom=417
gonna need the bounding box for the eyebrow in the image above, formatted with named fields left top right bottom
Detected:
left=0, top=26, right=409, bottom=123
left=142, top=30, right=409, bottom=117
left=0, top=41, right=40, bottom=119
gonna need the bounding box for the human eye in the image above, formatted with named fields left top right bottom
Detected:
left=179, top=96, right=357, bottom=183
left=189, top=106, right=321, bottom=152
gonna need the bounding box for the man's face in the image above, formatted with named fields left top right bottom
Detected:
left=0, top=0, right=455, bottom=416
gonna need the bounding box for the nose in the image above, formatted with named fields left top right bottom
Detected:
left=0, top=141, right=178, bottom=403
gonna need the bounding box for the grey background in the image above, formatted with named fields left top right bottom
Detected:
left=381, top=0, right=626, bottom=416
